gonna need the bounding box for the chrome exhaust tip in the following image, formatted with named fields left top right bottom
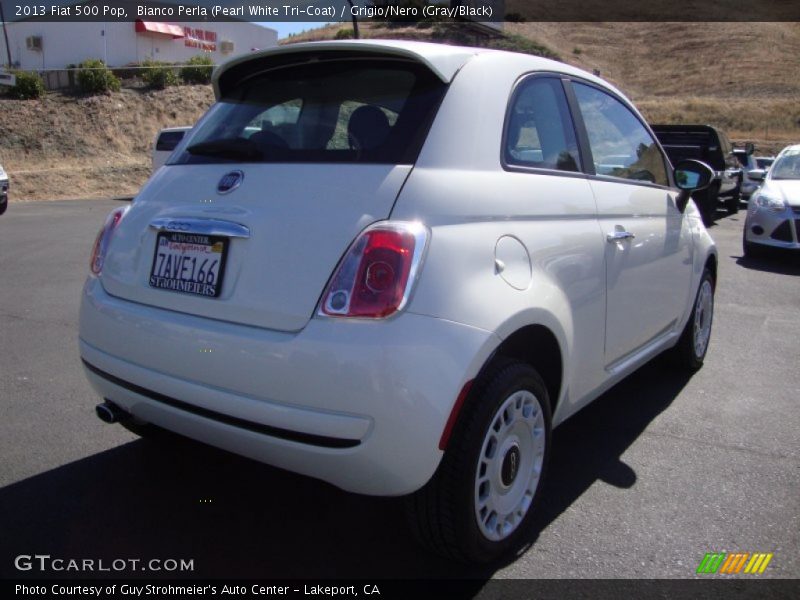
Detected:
left=95, top=400, right=126, bottom=424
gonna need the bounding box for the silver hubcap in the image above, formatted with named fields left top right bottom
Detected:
left=693, top=280, right=714, bottom=358
left=474, top=390, right=546, bottom=542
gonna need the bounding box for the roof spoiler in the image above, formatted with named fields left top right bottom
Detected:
left=212, top=41, right=477, bottom=99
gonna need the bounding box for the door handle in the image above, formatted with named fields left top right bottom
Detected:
left=606, top=230, right=635, bottom=242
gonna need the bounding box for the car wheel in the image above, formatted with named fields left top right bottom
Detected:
left=405, top=360, right=552, bottom=563
left=725, top=193, right=740, bottom=215
left=728, top=177, right=742, bottom=214
left=0, top=199, right=7, bottom=216
left=669, top=269, right=714, bottom=371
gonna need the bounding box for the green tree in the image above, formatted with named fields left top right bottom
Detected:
left=6, top=71, right=46, bottom=99
left=76, top=59, right=121, bottom=94
left=180, top=55, right=214, bottom=85
left=142, top=60, right=179, bottom=89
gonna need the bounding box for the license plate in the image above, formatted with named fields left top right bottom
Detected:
left=149, top=231, right=228, bottom=298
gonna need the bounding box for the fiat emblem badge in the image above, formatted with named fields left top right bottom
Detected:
left=217, top=170, right=244, bottom=194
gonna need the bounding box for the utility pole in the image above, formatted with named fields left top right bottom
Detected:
left=0, top=1, right=13, bottom=68
left=345, top=0, right=359, bottom=39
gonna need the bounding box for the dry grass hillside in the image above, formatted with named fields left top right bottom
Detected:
left=0, top=86, right=214, bottom=201
left=507, top=22, right=800, bottom=143
left=1, top=21, right=797, bottom=201
left=287, top=22, right=800, bottom=147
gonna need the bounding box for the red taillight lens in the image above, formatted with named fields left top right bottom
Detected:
left=320, top=222, right=428, bottom=319
left=90, top=206, right=128, bottom=275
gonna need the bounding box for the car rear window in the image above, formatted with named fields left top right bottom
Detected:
left=173, top=58, right=447, bottom=165
left=756, top=158, right=773, bottom=169
left=156, top=131, right=186, bottom=152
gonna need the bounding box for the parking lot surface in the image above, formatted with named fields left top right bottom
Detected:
left=0, top=200, right=798, bottom=580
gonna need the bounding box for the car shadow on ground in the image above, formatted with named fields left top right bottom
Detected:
left=0, top=360, right=691, bottom=581
left=735, top=251, right=800, bottom=276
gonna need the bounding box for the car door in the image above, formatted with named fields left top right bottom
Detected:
left=500, top=75, right=607, bottom=403
left=569, top=80, right=694, bottom=367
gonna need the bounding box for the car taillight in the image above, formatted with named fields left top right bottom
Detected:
left=319, top=221, right=428, bottom=319
left=89, top=206, right=128, bottom=275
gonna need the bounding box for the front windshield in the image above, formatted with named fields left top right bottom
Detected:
left=770, top=149, right=800, bottom=180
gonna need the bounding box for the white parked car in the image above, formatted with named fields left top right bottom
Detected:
left=152, top=126, right=192, bottom=171
left=80, top=41, right=717, bottom=563
left=733, top=145, right=759, bottom=200
left=743, top=143, right=800, bottom=256
left=755, top=156, right=775, bottom=171
left=0, top=163, right=7, bottom=215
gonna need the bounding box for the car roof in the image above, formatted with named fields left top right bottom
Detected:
left=213, top=39, right=616, bottom=99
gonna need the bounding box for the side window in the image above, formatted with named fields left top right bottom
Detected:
left=504, top=77, right=580, bottom=172
left=573, top=82, right=669, bottom=186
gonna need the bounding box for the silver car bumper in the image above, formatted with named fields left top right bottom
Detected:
left=744, top=204, right=800, bottom=250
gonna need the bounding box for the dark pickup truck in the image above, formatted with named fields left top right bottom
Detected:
left=0, top=163, right=8, bottom=216
left=651, top=124, right=742, bottom=225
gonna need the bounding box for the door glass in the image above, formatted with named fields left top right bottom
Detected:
left=573, top=83, right=668, bottom=186
left=505, top=77, right=580, bottom=172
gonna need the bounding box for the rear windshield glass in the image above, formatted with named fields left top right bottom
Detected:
left=172, top=58, right=446, bottom=165
left=156, top=131, right=186, bottom=152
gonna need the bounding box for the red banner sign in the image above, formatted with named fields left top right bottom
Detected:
left=184, top=27, right=217, bottom=51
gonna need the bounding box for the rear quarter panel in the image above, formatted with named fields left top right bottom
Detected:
left=392, top=54, right=609, bottom=424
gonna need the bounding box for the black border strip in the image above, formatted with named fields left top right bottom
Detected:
left=3, top=1, right=800, bottom=23
left=82, top=359, right=361, bottom=449
left=4, top=579, right=800, bottom=599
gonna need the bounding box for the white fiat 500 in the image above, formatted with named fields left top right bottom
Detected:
left=80, top=41, right=717, bottom=563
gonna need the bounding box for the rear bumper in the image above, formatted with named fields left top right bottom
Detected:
left=79, top=277, right=497, bottom=495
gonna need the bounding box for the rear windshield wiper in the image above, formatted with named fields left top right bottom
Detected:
left=186, top=138, right=263, bottom=160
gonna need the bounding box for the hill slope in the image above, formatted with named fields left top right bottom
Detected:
left=0, top=86, right=214, bottom=201
left=2, top=22, right=797, bottom=201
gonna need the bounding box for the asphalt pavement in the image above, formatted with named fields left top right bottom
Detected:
left=0, top=200, right=797, bottom=582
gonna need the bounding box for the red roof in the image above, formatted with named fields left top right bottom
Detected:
left=134, top=20, right=185, bottom=39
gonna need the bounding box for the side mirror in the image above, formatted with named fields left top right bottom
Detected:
left=747, top=168, right=766, bottom=182
left=673, top=159, right=715, bottom=213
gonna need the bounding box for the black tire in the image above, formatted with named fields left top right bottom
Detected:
left=669, top=268, right=714, bottom=371
left=727, top=177, right=742, bottom=215
left=725, top=193, right=740, bottom=215
left=0, top=198, right=7, bottom=216
left=405, top=361, right=552, bottom=563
